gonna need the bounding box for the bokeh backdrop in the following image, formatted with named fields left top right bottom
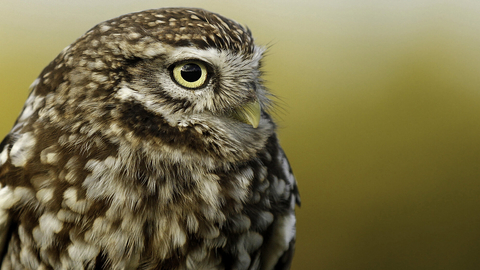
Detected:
left=2, top=1, right=480, bottom=269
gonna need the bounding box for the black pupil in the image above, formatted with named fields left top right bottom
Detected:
left=181, top=63, right=202, bottom=82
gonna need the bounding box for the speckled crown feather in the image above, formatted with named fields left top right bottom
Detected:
left=79, top=8, right=254, bottom=58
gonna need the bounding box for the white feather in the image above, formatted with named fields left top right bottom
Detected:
left=261, top=214, right=296, bottom=270
left=0, top=185, right=14, bottom=257
left=10, top=132, right=37, bottom=167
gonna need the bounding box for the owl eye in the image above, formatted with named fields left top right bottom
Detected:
left=172, top=61, right=209, bottom=89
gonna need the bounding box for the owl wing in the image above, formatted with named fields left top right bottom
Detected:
left=0, top=135, right=14, bottom=264
left=260, top=136, right=300, bottom=270
left=0, top=201, right=12, bottom=267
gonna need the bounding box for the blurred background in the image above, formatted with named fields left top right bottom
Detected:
left=2, top=0, right=480, bottom=269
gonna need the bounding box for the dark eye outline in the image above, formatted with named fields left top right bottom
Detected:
left=169, top=60, right=211, bottom=89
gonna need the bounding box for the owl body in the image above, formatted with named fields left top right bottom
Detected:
left=0, top=8, right=299, bottom=270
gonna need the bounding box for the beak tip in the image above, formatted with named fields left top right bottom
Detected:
left=232, top=100, right=261, bottom=128
left=251, top=119, right=260, bottom=129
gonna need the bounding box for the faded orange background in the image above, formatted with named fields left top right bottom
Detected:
left=2, top=1, right=480, bottom=269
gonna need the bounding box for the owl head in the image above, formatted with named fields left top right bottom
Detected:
left=25, top=8, right=276, bottom=167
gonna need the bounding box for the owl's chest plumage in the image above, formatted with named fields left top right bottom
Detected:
left=1, top=124, right=293, bottom=270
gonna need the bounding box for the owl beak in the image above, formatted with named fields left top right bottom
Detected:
left=231, top=100, right=261, bottom=128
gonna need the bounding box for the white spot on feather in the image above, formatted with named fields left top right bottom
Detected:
left=33, top=212, right=63, bottom=247
left=0, top=147, right=8, bottom=165
left=29, top=78, right=40, bottom=89
left=63, top=187, right=93, bottom=214
left=19, top=105, right=34, bottom=121
left=10, top=132, right=36, bottom=167
left=127, top=32, right=141, bottom=39
left=39, top=212, right=63, bottom=234
left=40, top=145, right=59, bottom=165
left=195, top=173, right=221, bottom=208
left=143, top=43, right=167, bottom=58
left=57, top=209, right=81, bottom=224
left=20, top=245, right=40, bottom=269
left=275, top=179, right=286, bottom=196
left=0, top=186, right=16, bottom=250
left=169, top=218, right=187, bottom=247
left=261, top=213, right=296, bottom=270
left=67, top=240, right=100, bottom=263
left=115, top=86, right=145, bottom=101
left=1, top=186, right=35, bottom=208
left=279, top=150, right=296, bottom=186
left=91, top=73, right=108, bottom=83
left=36, top=188, right=54, bottom=203
left=18, top=96, right=44, bottom=121
left=99, top=24, right=111, bottom=33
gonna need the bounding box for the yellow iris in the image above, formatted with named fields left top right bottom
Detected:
left=172, top=61, right=208, bottom=89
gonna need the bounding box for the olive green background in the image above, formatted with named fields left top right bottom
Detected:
left=2, top=1, right=480, bottom=269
